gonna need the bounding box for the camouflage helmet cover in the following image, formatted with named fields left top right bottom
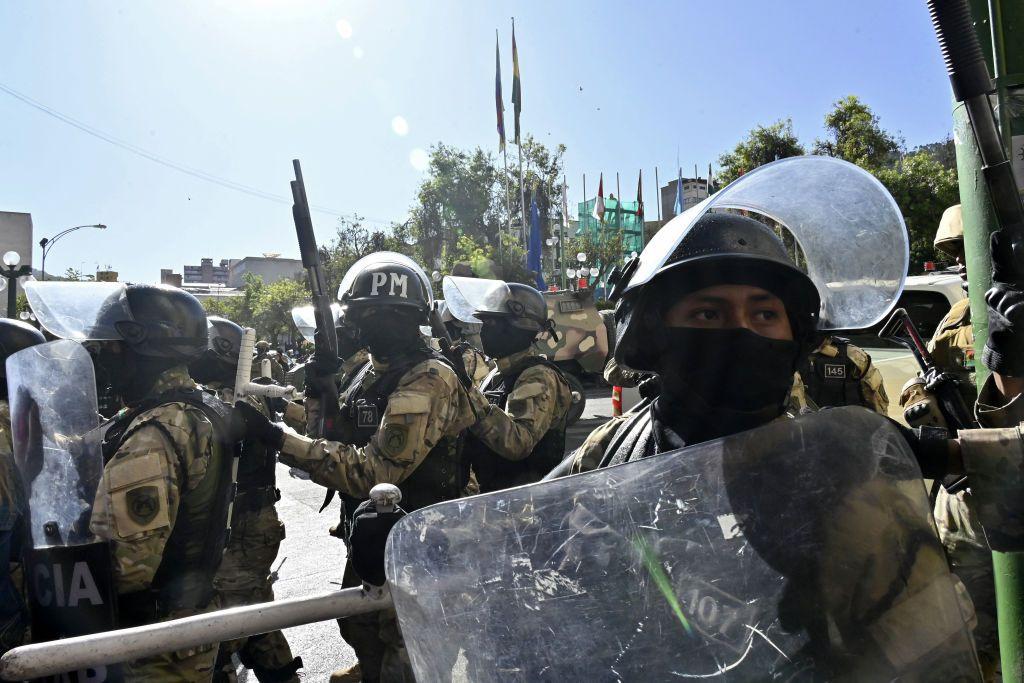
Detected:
left=934, top=205, right=963, bottom=255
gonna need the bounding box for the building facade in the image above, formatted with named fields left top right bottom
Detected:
left=183, top=258, right=230, bottom=285
left=227, top=256, right=303, bottom=288
left=659, top=177, right=710, bottom=220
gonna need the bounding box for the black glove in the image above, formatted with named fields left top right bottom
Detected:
left=232, top=400, right=285, bottom=450
left=303, top=354, right=342, bottom=396
left=984, top=230, right=1024, bottom=376
left=348, top=497, right=406, bottom=586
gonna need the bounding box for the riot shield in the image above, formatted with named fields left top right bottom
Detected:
left=442, top=276, right=511, bottom=324
left=7, top=340, right=120, bottom=681
left=291, top=302, right=342, bottom=343
left=386, top=407, right=980, bottom=681
left=624, top=156, right=909, bottom=330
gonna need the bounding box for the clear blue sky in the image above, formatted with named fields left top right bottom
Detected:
left=0, top=0, right=954, bottom=283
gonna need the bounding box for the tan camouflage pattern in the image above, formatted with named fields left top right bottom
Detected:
left=934, top=205, right=964, bottom=254
left=470, top=349, right=571, bottom=461
left=796, top=336, right=889, bottom=414
left=88, top=366, right=221, bottom=682
left=278, top=355, right=478, bottom=499
left=286, top=348, right=370, bottom=437
left=927, top=298, right=976, bottom=404
left=461, top=345, right=494, bottom=386
left=602, top=356, right=647, bottom=389
left=568, top=414, right=631, bottom=474
left=786, top=372, right=817, bottom=414
left=535, top=290, right=609, bottom=374
left=207, top=384, right=297, bottom=681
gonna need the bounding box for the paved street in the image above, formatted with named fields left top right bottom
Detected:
left=253, top=386, right=614, bottom=681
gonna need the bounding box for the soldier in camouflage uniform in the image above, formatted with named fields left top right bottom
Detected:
left=438, top=300, right=493, bottom=386
left=0, top=320, right=44, bottom=655
left=461, top=282, right=572, bottom=492
left=792, top=335, right=889, bottom=414
left=254, top=340, right=285, bottom=384
left=190, top=317, right=302, bottom=683
left=897, top=205, right=995, bottom=676
left=235, top=254, right=481, bottom=683
left=28, top=282, right=238, bottom=682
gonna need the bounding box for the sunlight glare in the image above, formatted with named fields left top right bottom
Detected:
left=336, top=19, right=353, bottom=40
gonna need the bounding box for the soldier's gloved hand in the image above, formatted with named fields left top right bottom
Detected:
left=232, top=400, right=285, bottom=450
left=983, top=231, right=1024, bottom=376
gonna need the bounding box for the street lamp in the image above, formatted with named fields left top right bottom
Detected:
left=1, top=251, right=31, bottom=318
left=39, top=224, right=107, bottom=280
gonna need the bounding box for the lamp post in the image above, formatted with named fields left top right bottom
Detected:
left=1, top=252, right=31, bottom=318
left=39, top=224, right=107, bottom=280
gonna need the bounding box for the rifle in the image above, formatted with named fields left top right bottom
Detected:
left=290, top=159, right=340, bottom=437
left=879, top=307, right=975, bottom=492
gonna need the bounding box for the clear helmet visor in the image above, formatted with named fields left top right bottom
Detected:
left=291, top=302, right=342, bottom=343
left=626, top=156, right=909, bottom=330
left=337, top=251, right=434, bottom=308
left=441, top=276, right=512, bottom=324
left=24, top=281, right=132, bottom=341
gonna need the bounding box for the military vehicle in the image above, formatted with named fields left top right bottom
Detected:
left=532, top=284, right=613, bottom=424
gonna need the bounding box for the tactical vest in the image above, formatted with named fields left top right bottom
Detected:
left=101, top=388, right=238, bottom=622
left=797, top=337, right=867, bottom=409
left=234, top=394, right=280, bottom=514
left=466, top=356, right=569, bottom=493
left=337, top=348, right=467, bottom=513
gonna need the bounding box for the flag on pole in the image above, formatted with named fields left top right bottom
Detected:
left=511, top=21, right=522, bottom=144
left=495, top=32, right=505, bottom=151
left=707, top=163, right=712, bottom=194
left=673, top=167, right=684, bottom=216
left=562, top=181, right=570, bottom=231
left=636, top=170, right=644, bottom=222
left=527, top=194, right=546, bottom=290
left=593, top=173, right=606, bottom=223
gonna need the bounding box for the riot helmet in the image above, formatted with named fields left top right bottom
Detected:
left=255, top=340, right=271, bottom=354
left=934, top=205, right=963, bottom=256
left=189, top=315, right=243, bottom=385
left=338, top=252, right=433, bottom=357
left=0, top=318, right=45, bottom=397
left=338, top=253, right=432, bottom=318
left=614, top=212, right=820, bottom=373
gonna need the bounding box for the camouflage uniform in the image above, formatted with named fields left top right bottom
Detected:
left=279, top=349, right=479, bottom=682
left=0, top=401, right=27, bottom=654
left=89, top=366, right=228, bottom=682
left=794, top=336, right=889, bottom=414
left=207, top=385, right=297, bottom=683
left=467, top=349, right=572, bottom=492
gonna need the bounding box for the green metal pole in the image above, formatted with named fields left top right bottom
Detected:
left=954, top=0, right=1024, bottom=677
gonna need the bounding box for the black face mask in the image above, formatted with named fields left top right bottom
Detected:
left=480, top=319, right=536, bottom=359
left=654, top=327, right=800, bottom=440
left=356, top=311, right=423, bottom=359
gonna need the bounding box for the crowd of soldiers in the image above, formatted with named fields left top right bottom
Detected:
left=0, top=178, right=1020, bottom=681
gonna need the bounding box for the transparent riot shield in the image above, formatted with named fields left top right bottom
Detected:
left=442, top=276, right=511, bottom=324
left=386, top=407, right=980, bottom=681
left=291, top=302, right=342, bottom=342
left=7, top=340, right=120, bottom=681
left=625, top=156, right=909, bottom=330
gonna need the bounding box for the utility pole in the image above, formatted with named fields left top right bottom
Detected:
left=945, top=0, right=1024, bottom=676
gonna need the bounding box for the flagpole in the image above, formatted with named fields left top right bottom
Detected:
left=655, top=166, right=661, bottom=222
left=501, top=145, right=512, bottom=257
left=561, top=174, right=568, bottom=290
left=615, top=171, right=622, bottom=232
left=512, top=16, right=528, bottom=250
left=518, top=145, right=528, bottom=250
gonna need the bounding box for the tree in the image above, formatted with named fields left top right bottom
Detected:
left=717, top=119, right=805, bottom=186
left=875, top=151, right=959, bottom=272
left=62, top=268, right=95, bottom=281
left=320, top=215, right=414, bottom=292
left=201, top=272, right=311, bottom=342
left=564, top=229, right=625, bottom=298
left=813, top=95, right=901, bottom=170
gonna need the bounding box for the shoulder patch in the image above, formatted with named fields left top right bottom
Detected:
left=126, top=485, right=161, bottom=525
left=381, top=423, right=409, bottom=457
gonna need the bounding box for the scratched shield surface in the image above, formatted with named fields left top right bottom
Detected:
left=386, top=407, right=980, bottom=681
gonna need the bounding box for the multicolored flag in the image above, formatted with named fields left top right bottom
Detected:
left=636, top=170, right=644, bottom=222
left=593, top=173, right=606, bottom=223
left=495, top=31, right=505, bottom=151
left=511, top=21, right=522, bottom=144
left=673, top=167, right=684, bottom=216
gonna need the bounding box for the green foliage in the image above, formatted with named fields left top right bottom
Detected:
left=564, top=229, right=625, bottom=298
left=875, top=151, right=959, bottom=272
left=718, top=96, right=960, bottom=275
left=717, top=119, right=805, bottom=186
left=201, top=272, right=310, bottom=342
left=62, top=268, right=95, bottom=282
left=813, top=95, right=901, bottom=169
